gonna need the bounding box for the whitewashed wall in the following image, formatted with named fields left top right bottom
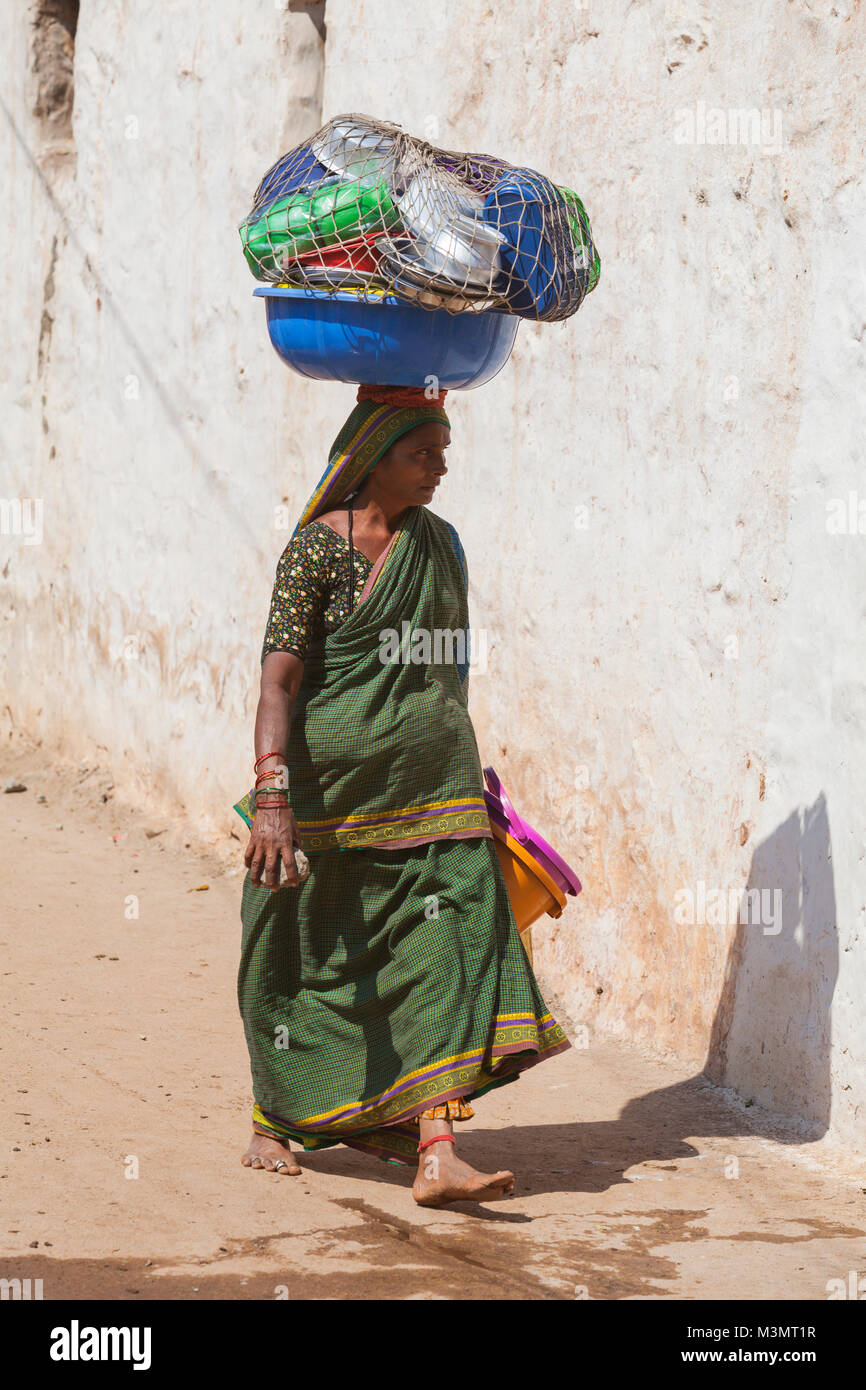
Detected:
left=2, top=0, right=864, bottom=1155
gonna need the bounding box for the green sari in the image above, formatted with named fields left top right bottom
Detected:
left=238, top=405, right=570, bottom=1164
left=240, top=837, right=569, bottom=1164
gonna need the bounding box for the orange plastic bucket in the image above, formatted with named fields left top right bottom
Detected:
left=490, top=821, right=567, bottom=966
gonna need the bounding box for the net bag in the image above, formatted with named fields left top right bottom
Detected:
left=240, top=114, right=600, bottom=321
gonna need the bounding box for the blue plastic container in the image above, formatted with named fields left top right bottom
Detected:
left=249, top=144, right=336, bottom=218
left=483, top=168, right=586, bottom=320
left=255, top=286, right=519, bottom=389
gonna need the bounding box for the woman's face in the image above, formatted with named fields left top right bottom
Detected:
left=372, top=421, right=451, bottom=506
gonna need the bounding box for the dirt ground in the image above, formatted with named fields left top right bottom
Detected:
left=2, top=736, right=865, bottom=1302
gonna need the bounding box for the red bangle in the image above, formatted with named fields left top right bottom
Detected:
left=255, top=800, right=291, bottom=810
left=254, top=750, right=283, bottom=771
left=255, top=769, right=284, bottom=785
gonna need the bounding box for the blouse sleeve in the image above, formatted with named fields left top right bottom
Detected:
left=260, top=528, right=330, bottom=664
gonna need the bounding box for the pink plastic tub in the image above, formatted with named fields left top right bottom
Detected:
left=483, top=766, right=581, bottom=898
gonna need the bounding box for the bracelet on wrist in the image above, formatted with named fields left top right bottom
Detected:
left=253, top=785, right=290, bottom=804
left=254, top=750, right=284, bottom=771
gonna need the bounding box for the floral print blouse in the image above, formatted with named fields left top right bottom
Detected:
left=261, top=520, right=373, bottom=664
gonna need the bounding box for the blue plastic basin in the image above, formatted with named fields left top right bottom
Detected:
left=254, top=286, right=519, bottom=389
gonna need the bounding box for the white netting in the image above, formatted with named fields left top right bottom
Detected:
left=240, top=114, right=600, bottom=320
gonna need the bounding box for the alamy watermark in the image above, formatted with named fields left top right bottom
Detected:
left=826, top=1270, right=866, bottom=1299
left=674, top=881, right=782, bottom=935
left=0, top=497, right=43, bottom=545
left=49, top=1322, right=152, bottom=1370
left=378, top=623, right=487, bottom=674
left=826, top=491, right=866, bottom=535
left=674, top=101, right=783, bottom=153
left=1, top=1277, right=44, bottom=1300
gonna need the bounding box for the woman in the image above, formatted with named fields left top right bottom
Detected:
left=237, top=382, right=571, bottom=1206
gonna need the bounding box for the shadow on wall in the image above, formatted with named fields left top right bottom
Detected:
left=703, top=794, right=838, bottom=1136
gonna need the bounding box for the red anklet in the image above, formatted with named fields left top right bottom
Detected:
left=417, top=1133, right=457, bottom=1153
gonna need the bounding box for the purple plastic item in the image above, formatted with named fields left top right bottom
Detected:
left=483, top=766, right=582, bottom=898
left=432, top=151, right=509, bottom=194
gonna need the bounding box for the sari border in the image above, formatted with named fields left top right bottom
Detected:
left=298, top=794, right=487, bottom=830
left=251, top=1036, right=572, bottom=1169
left=299, top=805, right=491, bottom=851
left=294, top=405, right=397, bottom=531
left=251, top=1013, right=572, bottom=1139
left=370, top=826, right=493, bottom=850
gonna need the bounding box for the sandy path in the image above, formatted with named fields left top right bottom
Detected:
left=1, top=737, right=864, bottom=1301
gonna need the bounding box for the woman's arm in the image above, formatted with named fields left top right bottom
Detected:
left=244, top=650, right=305, bottom=891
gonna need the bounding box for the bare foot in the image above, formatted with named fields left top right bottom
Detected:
left=241, top=1131, right=301, bottom=1176
left=412, top=1139, right=514, bottom=1207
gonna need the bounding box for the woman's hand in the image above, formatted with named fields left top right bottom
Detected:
left=246, top=651, right=306, bottom=891
left=245, top=804, right=304, bottom=891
